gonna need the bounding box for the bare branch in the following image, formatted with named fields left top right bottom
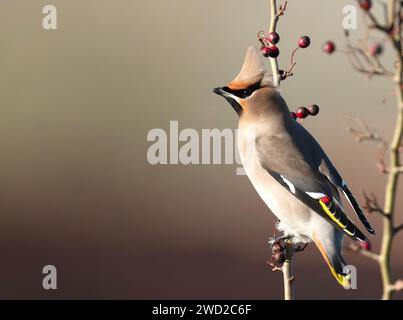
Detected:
left=376, top=143, right=390, bottom=174
left=345, top=243, right=380, bottom=261
left=346, top=117, right=390, bottom=173
left=394, top=223, right=403, bottom=234
left=347, top=117, right=385, bottom=143
left=268, top=0, right=288, bottom=87
left=362, top=191, right=388, bottom=216
left=356, top=0, right=393, bottom=33
left=375, top=0, right=390, bottom=25
left=343, top=0, right=402, bottom=301
left=344, top=23, right=393, bottom=77
left=368, top=11, right=393, bottom=32
left=282, top=239, right=294, bottom=300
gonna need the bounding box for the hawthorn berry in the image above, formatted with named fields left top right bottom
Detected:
left=359, top=0, right=372, bottom=11
left=307, top=104, right=320, bottom=116
left=298, top=36, right=311, bottom=49
left=268, top=32, right=280, bottom=44
left=323, top=41, right=336, bottom=54
left=359, top=240, right=372, bottom=251
left=296, top=107, right=309, bottom=119
left=369, top=43, right=383, bottom=56
left=260, top=46, right=271, bottom=57
left=268, top=45, right=280, bottom=58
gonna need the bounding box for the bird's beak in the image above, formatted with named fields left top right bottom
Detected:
left=213, top=87, right=243, bottom=114
left=213, top=87, right=225, bottom=96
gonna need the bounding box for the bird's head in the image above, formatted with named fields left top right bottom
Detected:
left=213, top=46, right=278, bottom=117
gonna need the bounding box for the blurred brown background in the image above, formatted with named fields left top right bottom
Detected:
left=0, top=0, right=401, bottom=299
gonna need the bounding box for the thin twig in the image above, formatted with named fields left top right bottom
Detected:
left=345, top=243, right=380, bottom=261
left=394, top=223, right=403, bottom=234
left=362, top=191, right=388, bottom=217
left=269, top=0, right=287, bottom=87
left=282, top=239, right=294, bottom=300
left=347, top=117, right=384, bottom=143
left=344, top=26, right=393, bottom=77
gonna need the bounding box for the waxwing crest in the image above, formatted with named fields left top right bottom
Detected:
left=229, top=46, right=266, bottom=89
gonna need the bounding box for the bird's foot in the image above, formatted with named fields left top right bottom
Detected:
left=267, top=235, right=290, bottom=269
left=266, top=260, right=282, bottom=272
left=295, top=243, right=309, bottom=252
left=267, top=235, right=289, bottom=247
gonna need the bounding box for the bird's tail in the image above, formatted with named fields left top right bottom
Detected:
left=312, top=232, right=351, bottom=288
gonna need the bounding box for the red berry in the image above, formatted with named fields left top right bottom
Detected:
left=268, top=45, right=280, bottom=58
left=290, top=112, right=297, bottom=120
left=296, top=107, right=309, bottom=119
left=307, top=104, right=320, bottom=116
left=369, top=43, right=383, bottom=56
left=359, top=240, right=372, bottom=251
left=323, top=41, right=336, bottom=54
left=260, top=46, right=271, bottom=58
left=298, top=36, right=311, bottom=48
left=359, top=0, right=372, bottom=11
left=268, top=32, right=280, bottom=44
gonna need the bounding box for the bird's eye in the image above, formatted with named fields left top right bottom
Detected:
left=223, top=82, right=260, bottom=99
left=242, top=89, right=251, bottom=98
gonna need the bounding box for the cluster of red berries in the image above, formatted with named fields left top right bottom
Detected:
left=260, top=32, right=281, bottom=58
left=290, top=105, right=320, bottom=120
left=259, top=32, right=311, bottom=58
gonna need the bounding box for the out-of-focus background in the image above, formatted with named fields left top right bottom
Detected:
left=0, top=0, right=401, bottom=299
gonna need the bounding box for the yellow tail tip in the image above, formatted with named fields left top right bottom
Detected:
left=332, top=270, right=351, bottom=288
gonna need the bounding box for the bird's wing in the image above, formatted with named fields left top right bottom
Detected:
left=291, top=122, right=375, bottom=235
left=255, top=131, right=368, bottom=242
left=317, top=153, right=375, bottom=235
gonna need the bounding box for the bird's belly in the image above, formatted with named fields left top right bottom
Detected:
left=237, top=132, right=312, bottom=242
left=250, top=164, right=312, bottom=239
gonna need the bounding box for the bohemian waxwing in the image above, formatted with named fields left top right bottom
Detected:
left=213, top=46, right=375, bottom=287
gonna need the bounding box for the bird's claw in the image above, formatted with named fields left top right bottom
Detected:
left=268, top=235, right=289, bottom=247
left=295, top=243, right=309, bottom=252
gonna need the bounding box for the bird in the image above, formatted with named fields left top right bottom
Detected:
left=213, top=46, right=375, bottom=287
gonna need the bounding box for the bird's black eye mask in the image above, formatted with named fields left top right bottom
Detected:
left=222, top=82, right=261, bottom=99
